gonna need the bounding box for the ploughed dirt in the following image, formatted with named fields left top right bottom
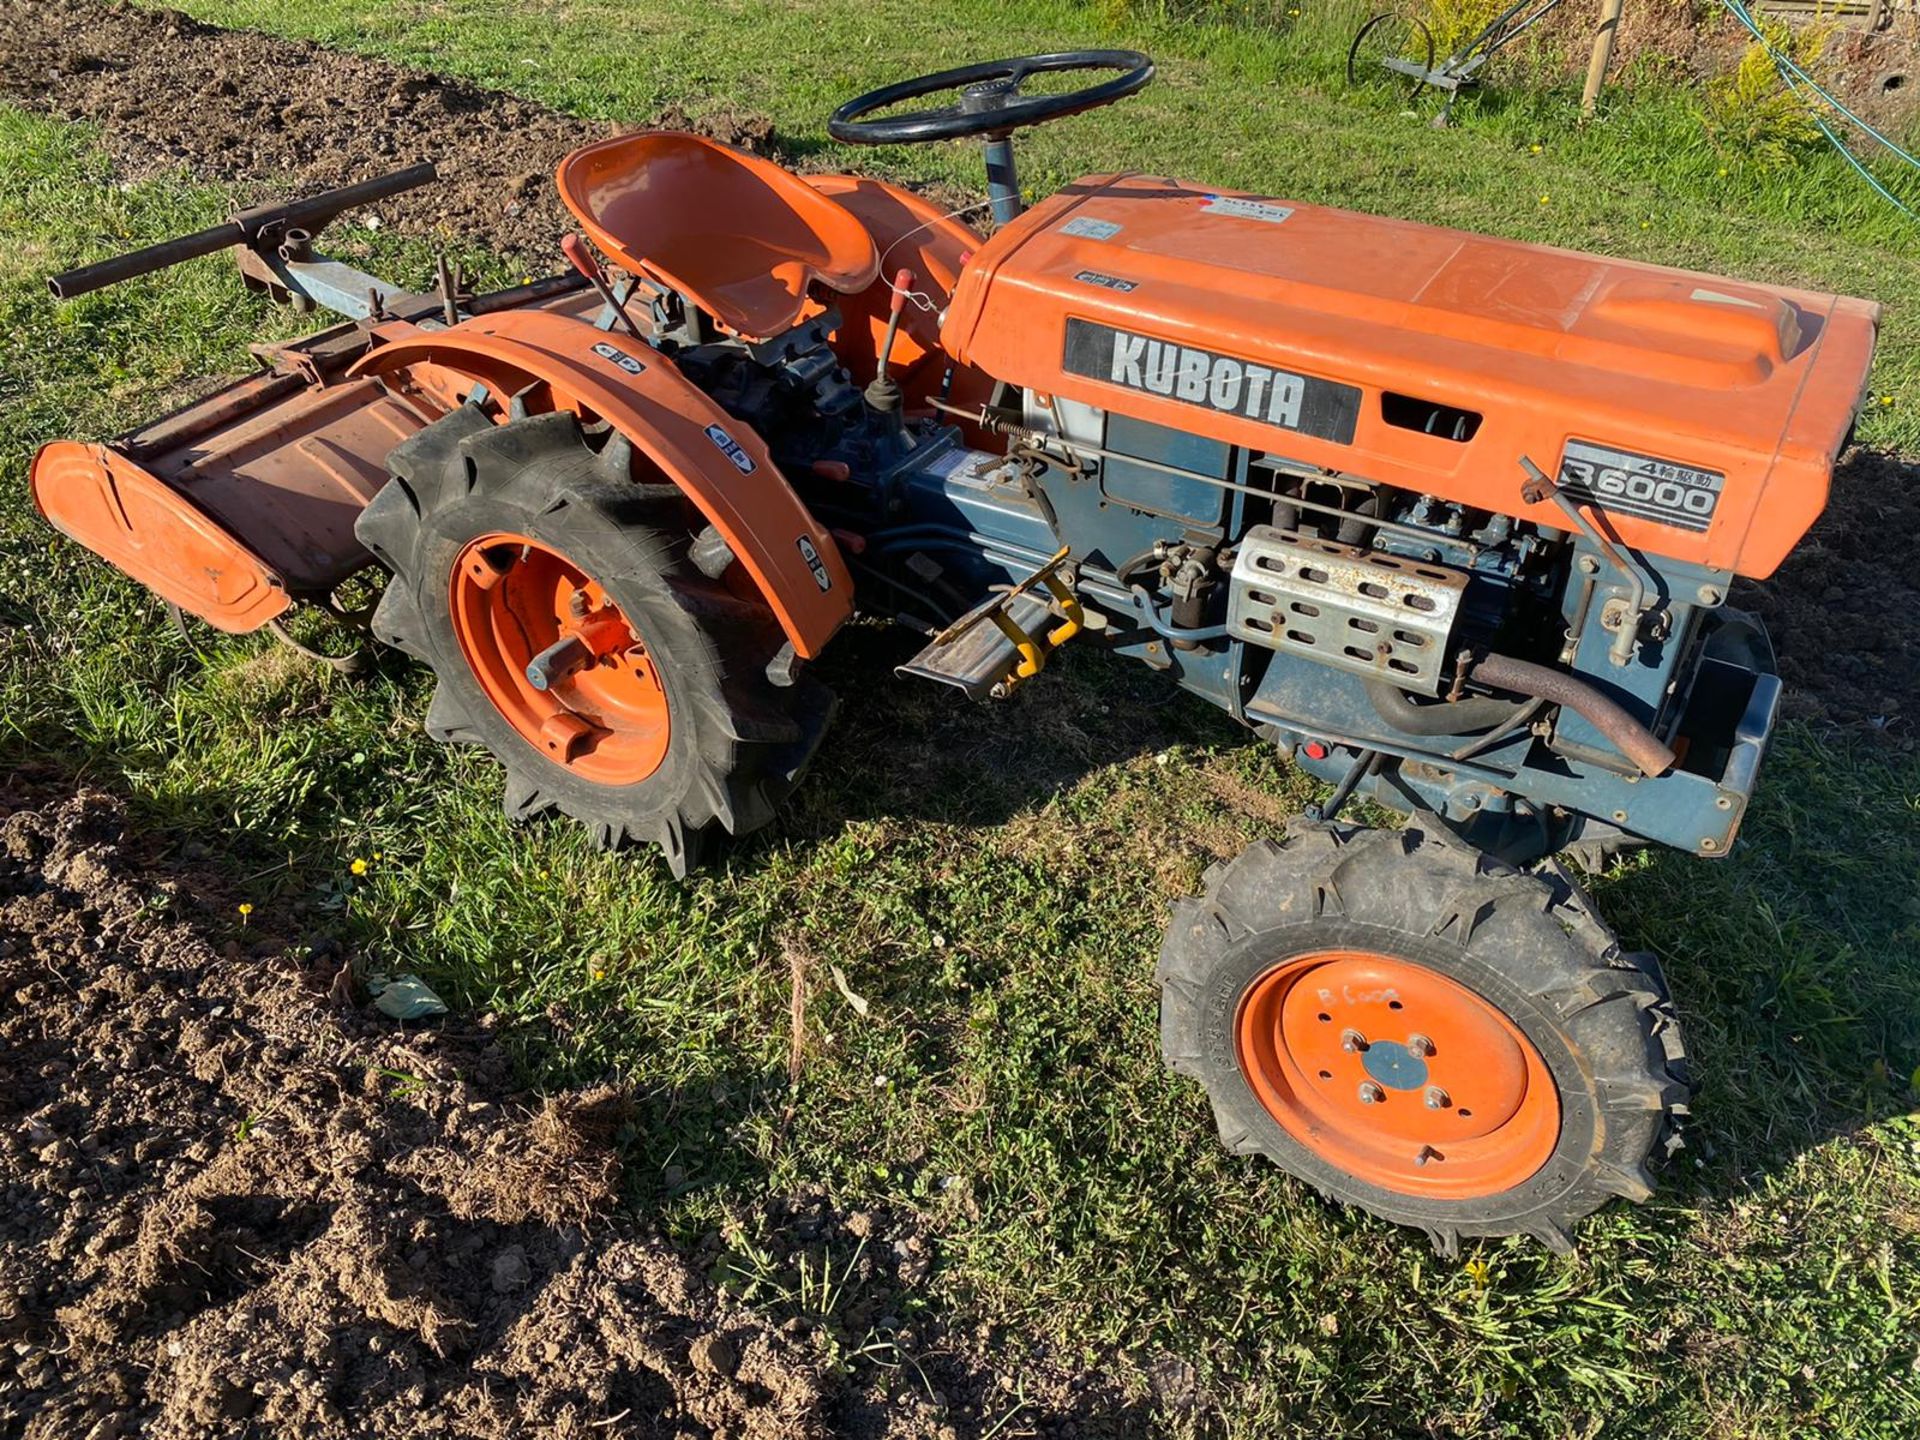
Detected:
left=0, top=0, right=770, bottom=265
left=1737, top=447, right=1920, bottom=741
left=0, top=786, right=1133, bottom=1438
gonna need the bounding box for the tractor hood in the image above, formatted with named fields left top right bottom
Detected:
left=940, top=173, right=1880, bottom=578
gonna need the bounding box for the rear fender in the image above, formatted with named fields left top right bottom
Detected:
left=351, top=310, right=852, bottom=658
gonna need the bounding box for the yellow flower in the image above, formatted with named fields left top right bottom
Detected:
left=1538, top=194, right=1550, bottom=205
left=350, top=858, right=369, bottom=876
left=237, top=902, right=254, bottom=917
left=1464, top=1255, right=1491, bottom=1290
left=592, top=968, right=607, bottom=980
left=1640, top=221, right=1651, bottom=229
left=1881, top=395, right=1896, bottom=406
left=1528, top=144, right=1542, bottom=155
left=1716, top=167, right=1729, bottom=178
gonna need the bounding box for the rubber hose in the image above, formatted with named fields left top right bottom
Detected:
left=1469, top=650, right=1677, bottom=778
left=1365, top=679, right=1528, bottom=737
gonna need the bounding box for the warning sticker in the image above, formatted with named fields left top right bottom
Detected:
left=1060, top=216, right=1123, bottom=241
left=1200, top=195, right=1294, bottom=225
left=589, top=340, right=647, bottom=375
left=704, top=424, right=756, bottom=475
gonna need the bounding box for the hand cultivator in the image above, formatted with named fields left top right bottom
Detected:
left=1346, top=0, right=1573, bottom=119
left=33, top=52, right=1880, bottom=1250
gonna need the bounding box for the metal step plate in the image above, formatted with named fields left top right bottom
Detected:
left=1228, top=525, right=1466, bottom=694
left=896, top=592, right=1057, bottom=702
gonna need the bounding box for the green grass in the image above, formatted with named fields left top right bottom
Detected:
left=4, top=15, right=1920, bottom=1435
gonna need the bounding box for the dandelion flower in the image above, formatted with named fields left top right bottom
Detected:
left=350, top=858, right=369, bottom=876
left=1538, top=194, right=1550, bottom=205
left=238, top=902, right=254, bottom=917
left=1529, top=144, right=1542, bottom=155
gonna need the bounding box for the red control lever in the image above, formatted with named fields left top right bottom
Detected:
left=876, top=267, right=917, bottom=384
left=561, top=232, right=605, bottom=284
left=888, top=267, right=915, bottom=319
left=561, top=232, right=643, bottom=340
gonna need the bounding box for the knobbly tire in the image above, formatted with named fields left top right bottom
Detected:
left=355, top=405, right=833, bottom=876
left=1159, top=821, right=1691, bottom=1253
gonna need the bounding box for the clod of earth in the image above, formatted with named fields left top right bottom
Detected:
left=0, top=788, right=1069, bottom=1439
left=0, top=0, right=774, bottom=266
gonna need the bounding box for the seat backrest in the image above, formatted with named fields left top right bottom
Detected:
left=556, top=132, right=880, bottom=341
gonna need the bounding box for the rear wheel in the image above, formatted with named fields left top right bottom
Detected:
left=1159, top=822, right=1691, bottom=1252
left=356, top=406, right=834, bottom=875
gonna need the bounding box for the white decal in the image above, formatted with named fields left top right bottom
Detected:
left=1557, top=440, right=1723, bottom=533
left=1108, top=336, right=1303, bottom=427
left=704, top=423, right=756, bottom=475
left=590, top=340, right=647, bottom=375
left=1201, top=195, right=1294, bottom=225
left=797, top=536, right=831, bottom=592
left=1066, top=319, right=1360, bottom=443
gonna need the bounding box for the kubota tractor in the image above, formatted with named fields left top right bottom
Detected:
left=31, top=53, right=1881, bottom=1250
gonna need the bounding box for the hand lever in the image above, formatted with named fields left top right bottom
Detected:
left=562, top=233, right=644, bottom=340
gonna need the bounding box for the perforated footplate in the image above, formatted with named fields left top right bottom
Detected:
left=1228, top=524, right=1466, bottom=694
left=896, top=592, right=1056, bottom=701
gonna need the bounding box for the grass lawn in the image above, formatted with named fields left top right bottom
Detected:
left=4, top=0, right=1920, bottom=1432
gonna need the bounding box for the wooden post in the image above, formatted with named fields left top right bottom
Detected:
left=1581, top=0, right=1628, bottom=116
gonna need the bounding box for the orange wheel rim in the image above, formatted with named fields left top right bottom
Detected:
left=449, top=532, right=670, bottom=785
left=1235, top=949, right=1560, bottom=1198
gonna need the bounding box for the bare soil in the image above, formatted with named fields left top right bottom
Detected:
left=0, top=784, right=1135, bottom=1438
left=0, top=0, right=770, bottom=265
left=1737, top=446, right=1920, bottom=740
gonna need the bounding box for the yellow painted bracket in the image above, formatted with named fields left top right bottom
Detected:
left=931, top=546, right=1085, bottom=690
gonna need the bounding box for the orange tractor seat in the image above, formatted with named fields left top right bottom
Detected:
left=556, top=132, right=881, bottom=341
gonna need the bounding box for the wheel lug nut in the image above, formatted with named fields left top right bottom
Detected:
left=1358, top=1082, right=1384, bottom=1105
left=1408, top=1033, right=1435, bottom=1057
left=1340, top=1029, right=1369, bottom=1054
left=1424, top=1086, right=1450, bottom=1110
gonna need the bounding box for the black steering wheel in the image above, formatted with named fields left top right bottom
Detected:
left=828, top=50, right=1154, bottom=145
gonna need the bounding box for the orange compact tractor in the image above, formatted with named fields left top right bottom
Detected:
left=33, top=54, right=1880, bottom=1249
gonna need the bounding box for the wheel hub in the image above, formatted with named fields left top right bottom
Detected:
left=1235, top=948, right=1561, bottom=1198
left=448, top=533, right=670, bottom=785
left=1359, top=1039, right=1430, bottom=1092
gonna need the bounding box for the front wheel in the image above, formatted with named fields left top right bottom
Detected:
left=1158, top=823, right=1690, bottom=1252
